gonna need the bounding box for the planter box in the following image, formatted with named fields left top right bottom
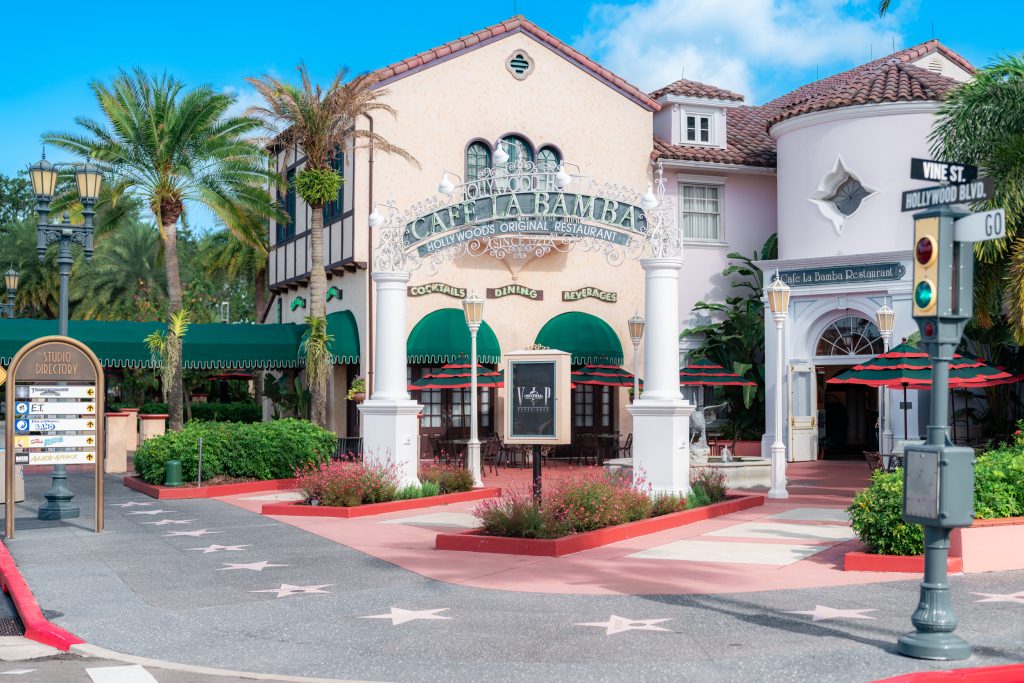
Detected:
left=262, top=487, right=503, bottom=519
left=138, top=413, right=167, bottom=443
left=844, top=551, right=962, bottom=574
left=435, top=494, right=764, bottom=557
left=951, top=516, right=1024, bottom=573
left=124, top=476, right=297, bottom=500
left=105, top=412, right=131, bottom=474
left=122, top=408, right=139, bottom=452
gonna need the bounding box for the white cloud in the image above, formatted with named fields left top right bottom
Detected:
left=576, top=0, right=905, bottom=102
left=221, top=84, right=264, bottom=120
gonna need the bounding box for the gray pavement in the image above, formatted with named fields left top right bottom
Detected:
left=4, top=471, right=1024, bottom=683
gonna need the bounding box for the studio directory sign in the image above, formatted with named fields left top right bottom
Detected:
left=503, top=350, right=571, bottom=445
left=5, top=336, right=105, bottom=537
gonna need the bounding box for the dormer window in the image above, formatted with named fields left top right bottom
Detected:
left=686, top=114, right=712, bottom=143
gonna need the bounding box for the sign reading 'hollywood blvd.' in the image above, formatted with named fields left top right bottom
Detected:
left=779, top=263, right=906, bottom=287
left=901, top=177, right=994, bottom=212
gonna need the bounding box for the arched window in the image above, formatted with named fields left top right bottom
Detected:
left=502, top=135, right=533, bottom=166
left=465, top=142, right=491, bottom=181
left=816, top=316, right=884, bottom=357
left=537, top=146, right=561, bottom=170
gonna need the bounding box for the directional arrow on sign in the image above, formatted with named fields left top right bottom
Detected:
left=0, top=366, right=6, bottom=386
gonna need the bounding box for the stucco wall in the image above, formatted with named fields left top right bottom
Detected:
left=774, top=103, right=942, bottom=261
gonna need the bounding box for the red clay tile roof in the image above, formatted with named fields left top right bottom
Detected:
left=653, top=39, right=972, bottom=168
left=649, top=78, right=744, bottom=102
left=370, top=15, right=660, bottom=112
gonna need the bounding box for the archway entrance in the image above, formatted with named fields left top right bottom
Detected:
left=814, top=316, right=884, bottom=459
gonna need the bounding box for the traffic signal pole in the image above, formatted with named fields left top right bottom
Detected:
left=899, top=205, right=973, bottom=661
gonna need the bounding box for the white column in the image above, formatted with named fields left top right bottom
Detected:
left=467, top=325, right=482, bottom=486
left=628, top=257, right=692, bottom=496
left=358, top=271, right=422, bottom=487
left=768, top=315, right=789, bottom=499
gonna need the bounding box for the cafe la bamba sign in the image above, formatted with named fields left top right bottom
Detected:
left=403, top=171, right=649, bottom=257
left=778, top=262, right=906, bottom=288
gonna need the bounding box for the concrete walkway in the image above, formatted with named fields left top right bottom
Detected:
left=3, top=466, right=1023, bottom=682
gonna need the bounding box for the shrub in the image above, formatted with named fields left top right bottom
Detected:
left=296, top=461, right=400, bottom=507
left=545, top=471, right=652, bottom=534
left=848, top=470, right=924, bottom=556
left=474, top=489, right=552, bottom=538
left=133, top=418, right=335, bottom=485
left=134, top=401, right=259, bottom=422
left=420, top=464, right=475, bottom=494
left=848, top=444, right=1024, bottom=556
left=652, top=493, right=687, bottom=517
left=691, top=468, right=728, bottom=504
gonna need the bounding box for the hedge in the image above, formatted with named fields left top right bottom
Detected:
left=133, top=418, right=336, bottom=485
left=848, top=444, right=1024, bottom=556
left=131, top=401, right=261, bottom=423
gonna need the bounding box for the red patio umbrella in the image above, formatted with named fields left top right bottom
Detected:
left=679, top=359, right=756, bottom=387
left=571, top=364, right=638, bottom=388
left=408, top=363, right=503, bottom=390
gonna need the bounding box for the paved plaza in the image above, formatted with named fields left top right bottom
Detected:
left=1, top=467, right=1022, bottom=682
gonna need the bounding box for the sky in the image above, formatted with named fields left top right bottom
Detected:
left=4, top=0, right=1022, bottom=229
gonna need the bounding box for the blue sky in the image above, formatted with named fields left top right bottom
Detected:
left=4, top=0, right=1021, bottom=229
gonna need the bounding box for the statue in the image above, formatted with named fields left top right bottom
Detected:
left=690, top=402, right=730, bottom=449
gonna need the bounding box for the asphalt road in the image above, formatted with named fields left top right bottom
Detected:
left=4, top=472, right=1023, bottom=683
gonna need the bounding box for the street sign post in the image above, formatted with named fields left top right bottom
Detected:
left=4, top=336, right=105, bottom=537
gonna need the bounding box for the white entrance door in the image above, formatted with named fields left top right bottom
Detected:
left=789, top=362, right=818, bottom=462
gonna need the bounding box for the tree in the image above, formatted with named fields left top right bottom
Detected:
left=930, top=55, right=1024, bottom=340
left=72, top=220, right=165, bottom=320
left=247, top=64, right=419, bottom=427
left=0, top=172, right=34, bottom=225
left=44, top=69, right=281, bottom=431
left=681, top=234, right=778, bottom=439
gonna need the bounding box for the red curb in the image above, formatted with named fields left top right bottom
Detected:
left=0, top=541, right=83, bottom=651
left=872, top=664, right=1024, bottom=682
left=261, top=487, right=503, bottom=518
left=844, top=551, right=962, bottom=573
left=124, top=476, right=298, bottom=500
left=435, top=494, right=765, bottom=557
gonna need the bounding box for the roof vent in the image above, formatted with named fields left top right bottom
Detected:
left=506, top=50, right=534, bottom=81
left=927, top=57, right=943, bottom=73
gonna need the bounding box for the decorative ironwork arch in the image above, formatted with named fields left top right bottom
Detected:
left=372, top=160, right=678, bottom=274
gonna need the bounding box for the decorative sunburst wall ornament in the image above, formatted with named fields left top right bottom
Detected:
left=808, top=155, right=878, bottom=236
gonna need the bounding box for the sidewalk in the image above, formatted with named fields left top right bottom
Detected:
left=225, top=460, right=892, bottom=595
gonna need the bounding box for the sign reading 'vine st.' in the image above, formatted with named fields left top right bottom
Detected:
left=405, top=190, right=649, bottom=257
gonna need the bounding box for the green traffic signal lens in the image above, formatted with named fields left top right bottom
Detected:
left=914, top=281, right=934, bottom=309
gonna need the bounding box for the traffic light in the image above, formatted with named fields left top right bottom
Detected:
left=912, top=217, right=938, bottom=316
left=911, top=208, right=973, bottom=346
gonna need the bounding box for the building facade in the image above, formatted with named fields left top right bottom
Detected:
left=264, top=15, right=973, bottom=460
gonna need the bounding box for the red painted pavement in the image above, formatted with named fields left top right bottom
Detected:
left=219, top=460, right=914, bottom=595
left=0, top=541, right=83, bottom=650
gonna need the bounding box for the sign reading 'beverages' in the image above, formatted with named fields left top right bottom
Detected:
left=779, top=263, right=906, bottom=287
left=562, top=287, right=617, bottom=303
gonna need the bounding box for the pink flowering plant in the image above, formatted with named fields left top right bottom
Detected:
left=295, top=461, right=400, bottom=507
left=473, top=468, right=728, bottom=539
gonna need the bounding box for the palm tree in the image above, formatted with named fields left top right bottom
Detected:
left=247, top=64, right=419, bottom=427
left=72, top=220, right=166, bottom=321
left=44, top=69, right=281, bottom=431
left=0, top=216, right=60, bottom=317
left=930, top=55, right=1024, bottom=340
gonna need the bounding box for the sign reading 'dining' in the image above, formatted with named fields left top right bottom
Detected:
left=487, top=284, right=542, bottom=300
left=778, top=263, right=906, bottom=287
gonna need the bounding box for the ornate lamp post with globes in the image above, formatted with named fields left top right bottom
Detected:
left=875, top=303, right=895, bottom=453
left=463, top=289, right=485, bottom=486
left=628, top=313, right=645, bottom=402
left=766, top=273, right=791, bottom=500
left=27, top=153, right=103, bottom=521
left=0, top=268, right=18, bottom=318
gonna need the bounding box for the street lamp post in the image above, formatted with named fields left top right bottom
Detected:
left=875, top=303, right=895, bottom=454
left=766, top=273, right=791, bottom=500
left=627, top=313, right=645, bottom=402
left=28, top=154, right=103, bottom=521
left=0, top=268, right=18, bottom=318
left=463, top=290, right=485, bottom=487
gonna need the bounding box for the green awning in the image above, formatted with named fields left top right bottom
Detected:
left=184, top=323, right=305, bottom=369
left=0, top=319, right=161, bottom=368
left=535, top=312, right=623, bottom=365
left=407, top=308, right=501, bottom=365
left=326, top=311, right=360, bottom=365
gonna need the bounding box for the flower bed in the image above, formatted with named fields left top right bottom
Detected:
left=262, top=487, right=503, bottom=519
left=435, top=468, right=762, bottom=557
left=843, top=550, right=963, bottom=574
left=260, top=461, right=499, bottom=518
left=436, top=494, right=764, bottom=556
left=124, top=475, right=298, bottom=500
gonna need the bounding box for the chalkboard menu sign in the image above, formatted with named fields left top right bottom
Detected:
left=504, top=350, right=571, bottom=445
left=510, top=361, right=557, bottom=438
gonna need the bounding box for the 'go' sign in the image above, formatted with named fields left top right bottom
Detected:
left=954, top=209, right=1006, bottom=243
